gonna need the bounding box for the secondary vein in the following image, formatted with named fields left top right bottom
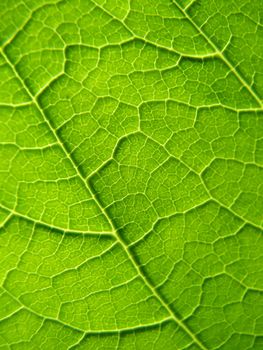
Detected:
left=172, top=0, right=263, bottom=109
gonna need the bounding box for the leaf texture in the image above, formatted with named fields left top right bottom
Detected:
left=0, top=0, right=263, bottom=349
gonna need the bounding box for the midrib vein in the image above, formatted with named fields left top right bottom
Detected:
left=172, top=0, right=263, bottom=109
left=1, top=49, right=207, bottom=350
left=0, top=49, right=114, bottom=232
left=88, top=182, right=208, bottom=350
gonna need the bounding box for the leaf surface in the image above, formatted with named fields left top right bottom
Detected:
left=0, top=0, right=263, bottom=349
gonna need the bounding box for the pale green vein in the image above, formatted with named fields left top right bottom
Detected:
left=1, top=40, right=208, bottom=350
left=0, top=203, right=113, bottom=235
left=172, top=0, right=263, bottom=108
left=1, top=285, right=172, bottom=334
left=0, top=48, right=114, bottom=233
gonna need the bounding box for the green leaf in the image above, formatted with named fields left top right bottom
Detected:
left=0, top=0, right=263, bottom=349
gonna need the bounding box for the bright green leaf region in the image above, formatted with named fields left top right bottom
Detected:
left=0, top=0, right=263, bottom=349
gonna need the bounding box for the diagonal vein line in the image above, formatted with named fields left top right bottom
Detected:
left=91, top=0, right=216, bottom=59
left=0, top=48, right=114, bottom=233
left=0, top=203, right=113, bottom=235
left=88, top=181, right=208, bottom=350
left=1, top=48, right=207, bottom=350
left=0, top=0, right=65, bottom=50
left=172, top=0, right=263, bottom=108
